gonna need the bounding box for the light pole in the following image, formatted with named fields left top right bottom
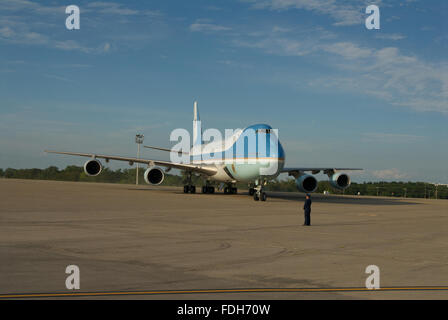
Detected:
left=135, top=134, right=144, bottom=185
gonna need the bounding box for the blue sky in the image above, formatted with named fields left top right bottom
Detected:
left=0, top=0, right=447, bottom=182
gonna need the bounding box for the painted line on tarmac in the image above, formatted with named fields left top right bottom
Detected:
left=1, top=286, right=448, bottom=298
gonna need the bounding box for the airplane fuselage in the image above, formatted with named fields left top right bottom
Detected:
left=190, top=124, right=285, bottom=183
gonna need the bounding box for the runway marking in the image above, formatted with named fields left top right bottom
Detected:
left=1, top=287, right=448, bottom=298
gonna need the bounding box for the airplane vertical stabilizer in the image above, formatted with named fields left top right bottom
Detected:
left=193, top=101, right=201, bottom=146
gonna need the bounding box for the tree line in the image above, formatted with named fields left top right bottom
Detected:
left=1, top=166, right=447, bottom=199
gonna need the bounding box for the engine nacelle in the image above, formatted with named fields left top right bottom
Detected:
left=84, top=159, right=102, bottom=176
left=329, top=172, right=351, bottom=190
left=296, top=174, right=318, bottom=193
left=144, top=167, right=164, bottom=185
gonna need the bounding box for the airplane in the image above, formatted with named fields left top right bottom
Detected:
left=45, top=102, right=362, bottom=201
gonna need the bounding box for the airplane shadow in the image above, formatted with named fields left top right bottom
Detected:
left=264, top=191, right=418, bottom=205
left=127, top=187, right=418, bottom=206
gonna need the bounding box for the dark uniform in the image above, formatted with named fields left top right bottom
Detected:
left=303, top=196, right=312, bottom=226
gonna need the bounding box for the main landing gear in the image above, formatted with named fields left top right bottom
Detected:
left=184, top=185, right=196, bottom=193
left=223, top=183, right=237, bottom=194
left=183, top=171, right=196, bottom=193
left=184, top=185, right=215, bottom=194
left=202, top=184, right=215, bottom=194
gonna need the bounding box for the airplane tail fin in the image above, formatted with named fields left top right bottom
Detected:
left=193, top=101, right=202, bottom=146
left=194, top=101, right=200, bottom=122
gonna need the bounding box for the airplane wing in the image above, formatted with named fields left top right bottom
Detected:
left=144, top=145, right=189, bottom=155
left=44, top=150, right=217, bottom=176
left=282, top=167, right=363, bottom=176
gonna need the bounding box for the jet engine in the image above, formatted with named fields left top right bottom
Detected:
left=83, top=159, right=102, bottom=176
left=144, top=166, right=164, bottom=185
left=296, top=174, right=318, bottom=193
left=329, top=172, right=351, bottom=190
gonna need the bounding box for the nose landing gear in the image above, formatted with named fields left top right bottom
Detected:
left=253, top=189, right=267, bottom=201
left=249, top=187, right=255, bottom=196
left=253, top=181, right=267, bottom=201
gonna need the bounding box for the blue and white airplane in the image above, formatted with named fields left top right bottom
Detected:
left=46, top=102, right=362, bottom=201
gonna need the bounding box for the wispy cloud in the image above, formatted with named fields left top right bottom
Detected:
left=87, top=2, right=139, bottom=15
left=0, top=1, right=162, bottom=53
left=0, top=23, right=50, bottom=45
left=234, top=37, right=313, bottom=56
left=323, top=42, right=372, bottom=59
left=228, top=25, right=448, bottom=114
left=43, top=73, right=73, bottom=83
left=243, top=0, right=382, bottom=26
left=53, top=40, right=111, bottom=54
left=375, top=33, right=407, bottom=41
left=186, top=7, right=447, bottom=115
left=86, top=1, right=161, bottom=17
left=312, top=46, right=448, bottom=113
left=190, top=19, right=231, bottom=33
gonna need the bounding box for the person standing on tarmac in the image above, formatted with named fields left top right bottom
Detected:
left=303, top=194, right=312, bottom=226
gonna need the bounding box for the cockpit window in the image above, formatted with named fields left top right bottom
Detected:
left=256, top=129, right=271, bottom=134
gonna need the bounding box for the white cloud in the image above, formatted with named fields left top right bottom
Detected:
left=86, top=2, right=160, bottom=16
left=375, top=33, right=407, bottom=41
left=0, top=26, right=14, bottom=37
left=204, top=13, right=446, bottom=115
left=87, top=2, right=138, bottom=15
left=0, top=1, right=161, bottom=53
left=272, top=26, right=291, bottom=33
left=190, top=20, right=231, bottom=33
left=54, top=40, right=111, bottom=54
left=243, top=0, right=382, bottom=26
left=323, top=42, right=372, bottom=59
left=235, top=37, right=313, bottom=56
left=43, top=74, right=72, bottom=82
left=0, top=24, right=49, bottom=45
left=306, top=44, right=448, bottom=113
left=233, top=27, right=448, bottom=113
left=2, top=0, right=65, bottom=15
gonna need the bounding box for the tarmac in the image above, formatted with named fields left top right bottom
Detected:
left=1, top=178, right=447, bottom=299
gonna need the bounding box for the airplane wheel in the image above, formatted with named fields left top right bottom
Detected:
left=232, top=187, right=237, bottom=194
left=189, top=185, right=196, bottom=194
left=253, top=193, right=260, bottom=201
left=261, top=192, right=267, bottom=201
left=208, top=186, right=215, bottom=194
left=224, top=187, right=229, bottom=194
left=183, top=185, right=189, bottom=193
left=249, top=188, right=255, bottom=196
